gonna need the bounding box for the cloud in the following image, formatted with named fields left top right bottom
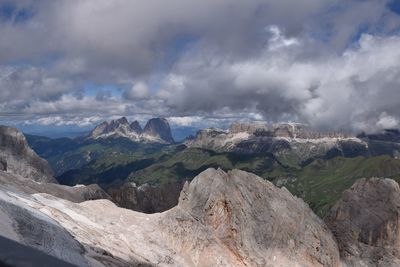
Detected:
left=0, top=0, right=400, bottom=132
left=168, top=116, right=203, bottom=126
left=27, top=116, right=103, bottom=127
left=123, top=82, right=149, bottom=100
left=158, top=32, right=400, bottom=132
left=377, top=112, right=399, bottom=130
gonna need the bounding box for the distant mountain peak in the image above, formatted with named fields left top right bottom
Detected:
left=143, top=118, right=174, bottom=143
left=88, top=117, right=174, bottom=143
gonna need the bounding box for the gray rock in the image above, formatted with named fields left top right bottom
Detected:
left=326, top=177, right=400, bottom=267
left=0, top=126, right=55, bottom=183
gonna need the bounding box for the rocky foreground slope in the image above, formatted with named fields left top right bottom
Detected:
left=0, top=168, right=341, bottom=267
left=1, top=126, right=400, bottom=266
left=3, top=165, right=400, bottom=266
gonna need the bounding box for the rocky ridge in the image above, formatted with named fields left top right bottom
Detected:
left=88, top=117, right=174, bottom=143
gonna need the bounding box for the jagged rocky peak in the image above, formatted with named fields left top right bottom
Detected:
left=326, top=177, right=400, bottom=267
left=89, top=117, right=174, bottom=143
left=89, top=116, right=131, bottom=138
left=173, top=168, right=341, bottom=266
left=0, top=125, right=56, bottom=183
left=143, top=117, right=174, bottom=143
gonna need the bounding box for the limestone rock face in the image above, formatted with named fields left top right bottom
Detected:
left=326, top=178, right=400, bottom=267
left=0, top=126, right=55, bottom=183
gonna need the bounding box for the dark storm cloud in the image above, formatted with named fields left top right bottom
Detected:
left=0, top=0, right=399, bottom=131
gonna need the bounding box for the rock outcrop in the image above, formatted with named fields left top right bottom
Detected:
left=0, top=126, right=56, bottom=183
left=88, top=117, right=174, bottom=143
left=326, top=177, right=400, bottom=267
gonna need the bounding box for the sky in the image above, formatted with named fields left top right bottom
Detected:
left=1, top=0, right=400, bottom=135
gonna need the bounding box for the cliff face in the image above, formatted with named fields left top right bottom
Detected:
left=0, top=126, right=56, bottom=183
left=326, top=177, right=400, bottom=267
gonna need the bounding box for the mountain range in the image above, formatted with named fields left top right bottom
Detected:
left=23, top=119, right=400, bottom=217
left=2, top=125, right=400, bottom=266
left=88, top=117, right=174, bottom=144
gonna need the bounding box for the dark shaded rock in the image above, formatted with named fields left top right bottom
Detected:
left=326, top=178, right=400, bottom=267
left=143, top=118, right=174, bottom=143
left=130, top=120, right=143, bottom=134
left=108, top=182, right=183, bottom=213
left=0, top=235, right=78, bottom=267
